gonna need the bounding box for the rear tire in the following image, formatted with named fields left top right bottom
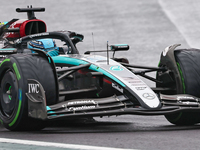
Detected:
left=157, top=49, right=200, bottom=125
left=0, top=54, right=57, bottom=130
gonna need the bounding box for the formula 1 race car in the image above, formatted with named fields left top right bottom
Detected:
left=1, top=7, right=200, bottom=131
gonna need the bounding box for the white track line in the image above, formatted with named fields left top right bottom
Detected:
left=0, top=138, right=136, bottom=150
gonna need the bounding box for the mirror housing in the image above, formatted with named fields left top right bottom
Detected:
left=110, top=44, right=129, bottom=51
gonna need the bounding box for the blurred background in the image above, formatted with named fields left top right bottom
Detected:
left=1, top=1, right=200, bottom=149
left=1, top=0, right=199, bottom=86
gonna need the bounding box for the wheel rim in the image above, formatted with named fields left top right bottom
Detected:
left=0, top=71, right=18, bottom=117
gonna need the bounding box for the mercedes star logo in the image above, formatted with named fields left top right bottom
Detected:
left=142, top=93, right=155, bottom=100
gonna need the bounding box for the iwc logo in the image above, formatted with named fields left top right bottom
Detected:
left=142, top=93, right=155, bottom=100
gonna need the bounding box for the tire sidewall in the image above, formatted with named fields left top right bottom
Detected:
left=0, top=57, right=26, bottom=130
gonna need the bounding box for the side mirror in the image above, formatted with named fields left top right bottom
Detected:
left=84, top=44, right=129, bottom=55
left=110, top=44, right=129, bottom=51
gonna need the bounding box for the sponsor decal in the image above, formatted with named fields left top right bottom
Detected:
left=61, top=100, right=97, bottom=108
left=56, top=66, right=69, bottom=70
left=29, top=32, right=49, bottom=38
left=123, top=77, right=145, bottom=86
left=28, top=84, right=40, bottom=93
left=87, top=57, right=105, bottom=62
left=68, top=105, right=96, bottom=111
left=142, top=93, right=155, bottom=100
left=67, top=100, right=96, bottom=106
left=110, top=66, right=123, bottom=71
left=0, top=50, right=15, bottom=53
left=26, top=79, right=45, bottom=105
left=135, top=87, right=146, bottom=90
left=181, top=101, right=198, bottom=105
left=177, top=96, right=198, bottom=101
left=112, top=83, right=123, bottom=93
left=61, top=100, right=98, bottom=111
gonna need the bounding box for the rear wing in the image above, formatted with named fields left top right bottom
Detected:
left=16, top=6, right=45, bottom=20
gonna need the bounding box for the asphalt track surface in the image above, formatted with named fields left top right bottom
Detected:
left=0, top=0, right=200, bottom=150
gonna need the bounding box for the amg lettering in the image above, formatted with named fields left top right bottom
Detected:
left=28, top=84, right=39, bottom=93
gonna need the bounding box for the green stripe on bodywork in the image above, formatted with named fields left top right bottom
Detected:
left=53, top=56, right=126, bottom=87
left=0, top=59, right=10, bottom=67
left=13, top=63, right=21, bottom=80
left=177, top=62, right=185, bottom=94
left=0, top=119, right=3, bottom=124
left=9, top=89, right=22, bottom=127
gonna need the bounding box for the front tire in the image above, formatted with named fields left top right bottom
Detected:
left=0, top=54, right=57, bottom=130
left=157, top=49, right=200, bottom=125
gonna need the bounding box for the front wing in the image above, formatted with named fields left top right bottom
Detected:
left=26, top=79, right=200, bottom=120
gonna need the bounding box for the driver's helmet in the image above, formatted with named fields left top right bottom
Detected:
left=27, top=38, right=59, bottom=52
